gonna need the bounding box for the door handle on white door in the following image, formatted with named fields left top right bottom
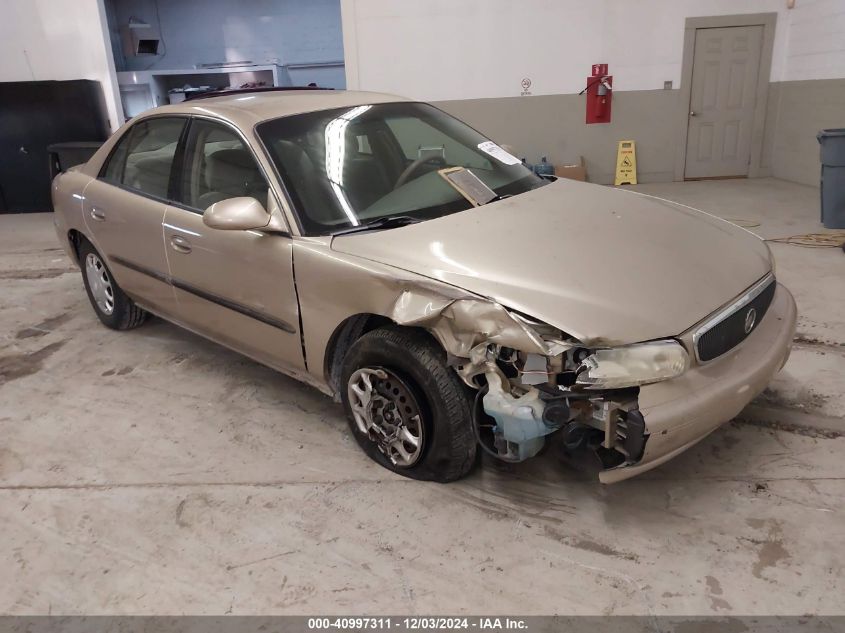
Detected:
left=90, top=208, right=106, bottom=221
left=689, top=111, right=698, bottom=117
left=170, top=235, right=192, bottom=254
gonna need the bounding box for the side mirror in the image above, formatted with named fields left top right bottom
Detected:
left=203, top=196, right=270, bottom=231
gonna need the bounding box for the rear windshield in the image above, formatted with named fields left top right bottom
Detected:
left=256, top=102, right=546, bottom=235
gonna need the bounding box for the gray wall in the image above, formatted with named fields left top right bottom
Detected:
left=768, top=79, right=845, bottom=187
left=436, top=90, right=679, bottom=185
left=438, top=79, right=845, bottom=188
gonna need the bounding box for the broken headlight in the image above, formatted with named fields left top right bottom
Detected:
left=576, top=340, right=689, bottom=389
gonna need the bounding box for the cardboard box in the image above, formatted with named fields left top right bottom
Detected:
left=555, top=156, right=587, bottom=181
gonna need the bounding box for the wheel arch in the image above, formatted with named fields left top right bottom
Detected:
left=67, top=229, right=86, bottom=265
left=323, top=313, right=394, bottom=397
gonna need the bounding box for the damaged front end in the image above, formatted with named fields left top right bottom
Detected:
left=462, top=339, right=654, bottom=471
left=395, top=293, right=689, bottom=475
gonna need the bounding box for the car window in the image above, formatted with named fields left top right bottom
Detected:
left=256, top=102, right=545, bottom=236
left=176, top=119, right=269, bottom=212
left=101, top=117, right=186, bottom=200
left=386, top=116, right=490, bottom=170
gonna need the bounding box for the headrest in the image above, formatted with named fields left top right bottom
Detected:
left=206, top=148, right=263, bottom=194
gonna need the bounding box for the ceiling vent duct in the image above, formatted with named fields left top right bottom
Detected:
left=121, top=17, right=161, bottom=56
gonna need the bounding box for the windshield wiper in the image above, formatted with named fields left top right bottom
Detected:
left=331, top=215, right=422, bottom=236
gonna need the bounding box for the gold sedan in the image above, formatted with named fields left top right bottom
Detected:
left=52, top=89, right=796, bottom=483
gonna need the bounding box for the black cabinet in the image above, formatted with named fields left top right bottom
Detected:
left=0, top=80, right=110, bottom=213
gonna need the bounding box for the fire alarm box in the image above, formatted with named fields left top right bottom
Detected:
left=585, top=63, right=612, bottom=124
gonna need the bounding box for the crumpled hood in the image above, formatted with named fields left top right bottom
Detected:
left=331, top=179, right=771, bottom=346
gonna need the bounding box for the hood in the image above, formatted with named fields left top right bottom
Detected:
left=331, top=179, right=771, bottom=346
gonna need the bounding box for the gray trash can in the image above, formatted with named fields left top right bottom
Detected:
left=818, top=128, right=845, bottom=229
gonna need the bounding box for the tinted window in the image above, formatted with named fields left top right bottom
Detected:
left=176, top=119, right=269, bottom=211
left=256, top=102, right=545, bottom=236
left=101, top=117, right=185, bottom=199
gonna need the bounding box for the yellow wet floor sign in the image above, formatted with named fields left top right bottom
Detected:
left=614, top=140, right=637, bottom=185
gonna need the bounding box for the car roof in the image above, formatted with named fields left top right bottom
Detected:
left=147, top=90, right=409, bottom=127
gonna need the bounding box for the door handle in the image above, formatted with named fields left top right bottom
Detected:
left=170, top=235, right=192, bottom=254
left=90, top=207, right=106, bottom=221
left=689, top=111, right=698, bottom=117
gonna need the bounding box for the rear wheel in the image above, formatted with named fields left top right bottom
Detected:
left=340, top=326, right=476, bottom=482
left=79, top=239, right=148, bottom=330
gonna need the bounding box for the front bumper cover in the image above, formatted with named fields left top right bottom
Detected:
left=599, top=282, right=797, bottom=483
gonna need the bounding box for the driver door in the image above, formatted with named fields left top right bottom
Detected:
left=162, top=117, right=304, bottom=374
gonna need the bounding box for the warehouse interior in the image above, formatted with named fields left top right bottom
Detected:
left=1, top=0, right=844, bottom=622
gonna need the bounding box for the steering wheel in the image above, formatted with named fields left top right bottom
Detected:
left=393, top=155, right=446, bottom=190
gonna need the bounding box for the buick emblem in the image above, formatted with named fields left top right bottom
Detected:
left=744, top=308, right=757, bottom=334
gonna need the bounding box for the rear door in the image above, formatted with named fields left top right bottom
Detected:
left=82, top=116, right=187, bottom=316
left=162, top=117, right=304, bottom=373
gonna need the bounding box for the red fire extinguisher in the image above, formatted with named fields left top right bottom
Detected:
left=584, top=63, right=613, bottom=124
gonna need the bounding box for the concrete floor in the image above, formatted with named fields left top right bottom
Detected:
left=1, top=178, right=843, bottom=615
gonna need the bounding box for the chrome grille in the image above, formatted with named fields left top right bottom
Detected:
left=694, top=275, right=776, bottom=362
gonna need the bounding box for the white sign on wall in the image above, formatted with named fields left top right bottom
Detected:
left=520, top=77, right=532, bottom=96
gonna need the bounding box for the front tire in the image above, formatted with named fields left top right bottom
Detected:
left=340, top=326, right=477, bottom=482
left=79, top=239, right=147, bottom=330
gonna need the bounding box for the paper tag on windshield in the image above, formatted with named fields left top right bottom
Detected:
left=477, top=141, right=520, bottom=165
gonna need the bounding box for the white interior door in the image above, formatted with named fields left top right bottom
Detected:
left=685, top=25, right=763, bottom=179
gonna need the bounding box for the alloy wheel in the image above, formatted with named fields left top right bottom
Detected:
left=85, top=252, right=115, bottom=315
left=347, top=366, right=425, bottom=467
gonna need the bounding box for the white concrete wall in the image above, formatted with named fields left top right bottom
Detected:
left=0, top=0, right=124, bottom=130
left=342, top=0, right=794, bottom=100
left=768, top=0, right=845, bottom=186
left=780, top=0, right=845, bottom=81
left=342, top=0, right=845, bottom=188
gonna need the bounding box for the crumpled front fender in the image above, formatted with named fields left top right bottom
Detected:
left=294, top=241, right=572, bottom=395
left=389, top=290, right=570, bottom=358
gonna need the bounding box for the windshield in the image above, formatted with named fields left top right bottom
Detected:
left=256, top=102, right=547, bottom=235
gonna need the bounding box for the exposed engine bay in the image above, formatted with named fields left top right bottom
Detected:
left=460, top=341, right=648, bottom=470
left=382, top=289, right=658, bottom=472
